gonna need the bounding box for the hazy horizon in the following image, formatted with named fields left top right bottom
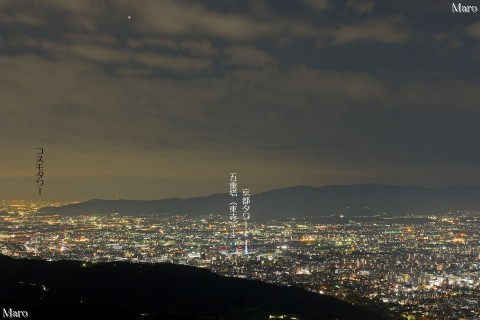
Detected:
left=3, top=182, right=480, bottom=203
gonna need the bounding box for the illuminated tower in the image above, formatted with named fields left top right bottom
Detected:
left=242, top=188, right=251, bottom=255
left=244, top=220, right=248, bottom=254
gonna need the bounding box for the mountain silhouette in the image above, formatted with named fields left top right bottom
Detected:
left=40, top=184, right=480, bottom=218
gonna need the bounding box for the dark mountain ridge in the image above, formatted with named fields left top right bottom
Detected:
left=0, top=254, right=384, bottom=320
left=39, top=184, right=480, bottom=218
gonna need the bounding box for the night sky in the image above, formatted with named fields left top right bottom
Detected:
left=1, top=0, right=480, bottom=201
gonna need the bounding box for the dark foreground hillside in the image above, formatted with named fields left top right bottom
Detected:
left=0, top=255, right=386, bottom=320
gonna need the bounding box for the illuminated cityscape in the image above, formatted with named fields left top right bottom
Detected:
left=2, top=0, right=480, bottom=319
left=1, top=200, right=479, bottom=320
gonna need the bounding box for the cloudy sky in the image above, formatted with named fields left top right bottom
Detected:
left=1, top=0, right=480, bottom=201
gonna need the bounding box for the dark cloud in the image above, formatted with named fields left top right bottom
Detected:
left=180, top=39, right=219, bottom=56
left=316, top=16, right=411, bottom=47
left=345, top=0, right=374, bottom=14
left=223, top=45, right=275, bottom=67
left=1, top=0, right=480, bottom=200
left=465, top=21, right=480, bottom=39
left=303, top=0, right=330, bottom=12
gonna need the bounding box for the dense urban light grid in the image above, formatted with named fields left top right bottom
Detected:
left=1, top=200, right=479, bottom=319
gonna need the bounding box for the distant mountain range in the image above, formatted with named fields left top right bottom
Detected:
left=0, top=255, right=385, bottom=320
left=39, top=184, right=480, bottom=218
